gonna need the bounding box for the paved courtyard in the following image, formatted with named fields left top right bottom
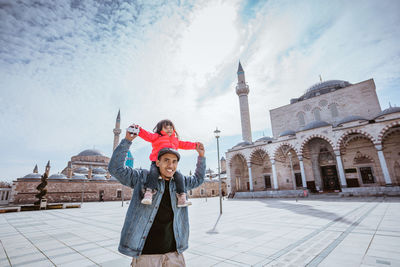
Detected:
left=1, top=197, right=399, bottom=267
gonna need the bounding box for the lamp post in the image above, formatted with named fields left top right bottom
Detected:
left=288, top=151, right=297, bottom=202
left=214, top=127, right=222, bottom=215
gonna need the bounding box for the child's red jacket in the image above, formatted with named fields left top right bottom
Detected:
left=138, top=127, right=197, bottom=162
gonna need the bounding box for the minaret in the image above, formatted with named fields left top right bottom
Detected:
left=113, top=109, right=121, bottom=151
left=45, top=160, right=51, bottom=176
left=236, top=61, right=252, bottom=143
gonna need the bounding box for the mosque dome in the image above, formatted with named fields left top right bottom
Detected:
left=74, top=167, right=89, bottom=174
left=335, top=115, right=367, bottom=126
left=92, top=167, right=107, bottom=174
left=255, top=136, right=274, bottom=142
left=233, top=141, right=252, bottom=148
left=77, top=149, right=105, bottom=157
left=91, top=175, right=106, bottom=180
left=278, top=130, right=296, bottom=137
left=291, top=80, right=352, bottom=103
left=22, top=173, right=42, bottom=179
left=375, top=106, right=400, bottom=118
left=49, top=173, right=67, bottom=179
left=70, top=173, right=87, bottom=179
left=301, top=120, right=331, bottom=131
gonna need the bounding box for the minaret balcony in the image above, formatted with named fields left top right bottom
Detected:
left=236, top=84, right=249, bottom=95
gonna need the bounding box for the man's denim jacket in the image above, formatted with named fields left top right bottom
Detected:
left=108, top=139, right=206, bottom=257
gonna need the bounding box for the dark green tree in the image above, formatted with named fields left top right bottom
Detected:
left=34, top=161, right=50, bottom=205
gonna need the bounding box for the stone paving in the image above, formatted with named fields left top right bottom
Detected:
left=1, top=197, right=399, bottom=266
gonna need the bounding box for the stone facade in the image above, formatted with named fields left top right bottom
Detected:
left=188, top=178, right=227, bottom=198
left=11, top=179, right=132, bottom=204
left=10, top=111, right=135, bottom=204
left=226, top=66, right=400, bottom=197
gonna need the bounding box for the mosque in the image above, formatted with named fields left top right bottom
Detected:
left=8, top=110, right=224, bottom=204
left=226, top=62, right=400, bottom=198
left=10, top=111, right=134, bottom=204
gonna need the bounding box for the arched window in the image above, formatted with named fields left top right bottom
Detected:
left=297, top=112, right=305, bottom=127
left=329, top=103, right=339, bottom=118
left=312, top=108, right=321, bottom=121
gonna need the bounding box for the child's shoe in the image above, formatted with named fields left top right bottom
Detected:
left=177, top=193, right=192, bottom=207
left=141, top=189, right=153, bottom=205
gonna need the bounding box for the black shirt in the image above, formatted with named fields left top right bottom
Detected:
left=142, top=179, right=177, bottom=254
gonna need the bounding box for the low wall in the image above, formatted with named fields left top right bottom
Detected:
left=340, top=186, right=400, bottom=197
left=234, top=189, right=306, bottom=199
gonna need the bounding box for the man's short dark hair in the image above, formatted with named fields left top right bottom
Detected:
left=158, top=148, right=180, bottom=161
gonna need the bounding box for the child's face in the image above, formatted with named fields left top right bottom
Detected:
left=162, top=124, right=174, bottom=136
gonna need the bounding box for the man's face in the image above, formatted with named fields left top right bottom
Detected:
left=156, top=153, right=178, bottom=179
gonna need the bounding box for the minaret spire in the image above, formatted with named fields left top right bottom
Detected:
left=33, top=164, right=38, bottom=173
left=113, top=109, right=122, bottom=151
left=235, top=61, right=252, bottom=143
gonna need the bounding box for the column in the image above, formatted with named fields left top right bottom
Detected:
left=334, top=150, right=347, bottom=188
left=376, top=145, right=392, bottom=186
left=298, top=155, right=307, bottom=189
left=271, top=159, right=279, bottom=190
left=247, top=162, right=254, bottom=191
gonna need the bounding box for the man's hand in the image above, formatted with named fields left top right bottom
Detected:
left=125, top=124, right=139, bottom=141
left=196, top=142, right=205, bottom=157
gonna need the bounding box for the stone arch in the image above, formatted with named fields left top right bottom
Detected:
left=337, top=129, right=376, bottom=149
left=249, top=147, right=270, bottom=161
left=379, top=121, right=400, bottom=185
left=228, top=153, right=249, bottom=192
left=377, top=120, right=400, bottom=145
left=228, top=152, right=247, bottom=167
left=300, top=134, right=335, bottom=154
left=296, top=111, right=306, bottom=127
left=312, top=107, right=322, bottom=121
left=353, top=151, right=375, bottom=165
left=273, top=142, right=299, bottom=159
left=249, top=148, right=273, bottom=191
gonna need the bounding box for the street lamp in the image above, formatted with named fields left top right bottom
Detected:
left=214, top=127, right=222, bottom=215
left=288, top=151, right=297, bottom=202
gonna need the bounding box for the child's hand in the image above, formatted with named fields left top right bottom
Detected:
left=126, top=124, right=139, bottom=141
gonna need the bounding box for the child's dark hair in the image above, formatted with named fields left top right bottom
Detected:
left=153, top=119, right=179, bottom=139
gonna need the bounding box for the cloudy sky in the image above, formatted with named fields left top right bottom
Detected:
left=1, top=0, right=399, bottom=181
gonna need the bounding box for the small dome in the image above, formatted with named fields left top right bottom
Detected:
left=300, top=121, right=331, bottom=131
left=255, top=136, right=274, bottom=142
left=305, top=80, right=351, bottom=97
left=74, top=167, right=89, bottom=174
left=278, top=130, right=296, bottom=137
left=77, top=149, right=105, bottom=157
left=92, top=167, right=107, bottom=174
left=22, top=173, right=42, bottom=179
left=233, top=141, right=252, bottom=147
left=335, top=115, right=367, bottom=126
left=91, top=174, right=106, bottom=180
left=375, top=106, right=400, bottom=118
left=292, top=80, right=352, bottom=103
left=49, top=173, right=67, bottom=179
left=70, top=173, right=87, bottom=179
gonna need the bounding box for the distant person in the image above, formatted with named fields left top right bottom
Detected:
left=108, top=127, right=206, bottom=266
left=131, top=120, right=199, bottom=207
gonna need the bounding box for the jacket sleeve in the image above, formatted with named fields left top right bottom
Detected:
left=108, top=138, right=141, bottom=188
left=138, top=127, right=159, bottom=143
left=184, top=156, right=206, bottom=190
left=178, top=140, right=197, bottom=150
